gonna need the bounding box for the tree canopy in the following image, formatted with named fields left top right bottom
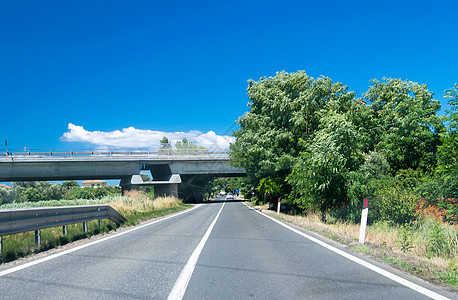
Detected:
left=230, top=71, right=451, bottom=218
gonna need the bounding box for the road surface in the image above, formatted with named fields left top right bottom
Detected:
left=0, top=198, right=455, bottom=299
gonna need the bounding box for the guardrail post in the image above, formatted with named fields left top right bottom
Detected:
left=83, top=222, right=88, bottom=233
left=35, top=230, right=41, bottom=246
left=63, top=225, right=68, bottom=236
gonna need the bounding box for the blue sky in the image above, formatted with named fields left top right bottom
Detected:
left=1, top=0, right=457, bottom=151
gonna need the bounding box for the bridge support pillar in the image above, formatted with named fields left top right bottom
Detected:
left=152, top=174, right=181, bottom=198
left=120, top=174, right=181, bottom=198
left=120, top=175, right=142, bottom=194
left=154, top=183, right=179, bottom=198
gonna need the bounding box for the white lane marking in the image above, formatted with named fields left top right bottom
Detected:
left=0, top=204, right=202, bottom=278
left=243, top=202, right=450, bottom=300
left=168, top=202, right=225, bottom=300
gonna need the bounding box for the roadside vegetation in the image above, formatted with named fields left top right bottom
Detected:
left=0, top=180, right=122, bottom=204
left=0, top=191, right=189, bottom=264
left=231, top=72, right=457, bottom=288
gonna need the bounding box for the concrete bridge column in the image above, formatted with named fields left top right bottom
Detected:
left=120, top=175, right=142, bottom=194
left=154, top=183, right=178, bottom=198
left=120, top=174, right=181, bottom=198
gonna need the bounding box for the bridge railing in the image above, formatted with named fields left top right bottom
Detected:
left=0, top=205, right=127, bottom=252
left=0, top=147, right=230, bottom=158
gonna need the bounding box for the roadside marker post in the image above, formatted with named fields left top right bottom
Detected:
left=359, top=198, right=369, bottom=244
left=277, top=198, right=281, bottom=215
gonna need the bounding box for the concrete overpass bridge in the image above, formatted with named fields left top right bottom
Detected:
left=0, top=149, right=246, bottom=202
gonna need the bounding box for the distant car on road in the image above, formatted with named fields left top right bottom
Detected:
left=225, top=193, right=234, bottom=200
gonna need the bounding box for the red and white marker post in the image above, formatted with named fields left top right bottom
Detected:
left=359, top=198, right=369, bottom=244
left=277, top=198, right=281, bottom=215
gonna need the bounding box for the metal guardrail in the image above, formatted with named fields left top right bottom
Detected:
left=0, top=205, right=126, bottom=236
left=0, top=205, right=127, bottom=252
left=0, top=148, right=230, bottom=157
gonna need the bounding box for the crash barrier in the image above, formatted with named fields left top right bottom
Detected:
left=0, top=205, right=127, bottom=252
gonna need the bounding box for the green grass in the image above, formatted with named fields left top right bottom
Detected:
left=350, top=245, right=374, bottom=254
left=380, top=256, right=430, bottom=277
left=1, top=220, right=112, bottom=263
left=437, top=262, right=458, bottom=288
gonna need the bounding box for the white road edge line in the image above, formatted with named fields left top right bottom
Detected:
left=167, top=202, right=225, bottom=300
left=0, top=204, right=202, bottom=278
left=243, top=202, right=450, bottom=300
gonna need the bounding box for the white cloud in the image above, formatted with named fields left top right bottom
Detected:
left=60, top=123, right=235, bottom=150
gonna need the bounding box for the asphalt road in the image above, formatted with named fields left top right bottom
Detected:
left=0, top=198, right=455, bottom=299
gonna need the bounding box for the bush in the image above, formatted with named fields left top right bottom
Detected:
left=19, top=187, right=44, bottom=202
left=65, top=187, right=95, bottom=200
left=371, top=185, right=419, bottom=225
left=427, top=222, right=457, bottom=259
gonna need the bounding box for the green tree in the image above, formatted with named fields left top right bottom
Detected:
left=230, top=71, right=314, bottom=181
left=0, top=185, right=18, bottom=204
left=12, top=181, right=66, bottom=201
left=364, top=78, right=442, bottom=173
left=159, top=136, right=172, bottom=154
left=230, top=71, right=372, bottom=211
left=19, top=187, right=44, bottom=202
left=287, top=113, right=361, bottom=212
left=140, top=173, right=152, bottom=182
left=437, top=84, right=458, bottom=173
left=257, top=178, right=282, bottom=203
left=359, top=151, right=391, bottom=179
left=62, top=180, right=79, bottom=190
left=42, top=183, right=65, bottom=200
left=65, top=186, right=95, bottom=200
left=175, top=138, right=206, bottom=154
left=230, top=71, right=358, bottom=183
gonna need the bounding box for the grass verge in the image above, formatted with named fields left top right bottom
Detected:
left=0, top=193, right=191, bottom=264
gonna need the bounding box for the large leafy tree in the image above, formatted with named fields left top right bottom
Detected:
left=287, top=112, right=362, bottom=212
left=364, top=78, right=442, bottom=173
left=18, top=187, right=44, bottom=202
left=425, top=84, right=458, bottom=199
left=62, top=180, right=79, bottom=190
left=230, top=71, right=357, bottom=183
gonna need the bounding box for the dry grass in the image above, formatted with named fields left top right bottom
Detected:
left=106, top=191, right=181, bottom=215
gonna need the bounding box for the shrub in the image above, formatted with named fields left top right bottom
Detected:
left=371, top=185, right=419, bottom=225
left=427, top=222, right=456, bottom=259
left=396, top=224, right=414, bottom=253
left=18, top=187, right=44, bottom=202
